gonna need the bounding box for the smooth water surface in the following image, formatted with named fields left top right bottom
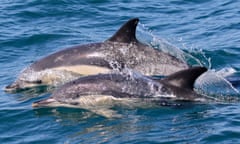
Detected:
left=1, top=0, right=240, bottom=143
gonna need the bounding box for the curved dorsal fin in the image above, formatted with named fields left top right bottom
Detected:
left=161, top=67, right=207, bottom=90
left=107, top=18, right=139, bottom=43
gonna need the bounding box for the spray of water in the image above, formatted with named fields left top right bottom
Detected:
left=137, top=22, right=186, bottom=62
left=136, top=23, right=240, bottom=101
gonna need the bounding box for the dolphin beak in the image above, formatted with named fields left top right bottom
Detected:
left=4, top=80, right=48, bottom=93
left=32, top=98, right=57, bottom=108
left=4, top=83, right=20, bottom=93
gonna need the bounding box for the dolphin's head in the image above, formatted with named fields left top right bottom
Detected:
left=5, top=79, right=44, bottom=93
left=4, top=68, right=81, bottom=93
left=5, top=68, right=46, bottom=92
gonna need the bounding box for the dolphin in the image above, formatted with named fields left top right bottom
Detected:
left=5, top=18, right=189, bottom=92
left=32, top=67, right=213, bottom=117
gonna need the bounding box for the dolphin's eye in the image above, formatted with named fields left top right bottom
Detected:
left=161, top=86, right=167, bottom=93
left=34, top=80, right=42, bottom=84
left=25, top=80, right=42, bottom=84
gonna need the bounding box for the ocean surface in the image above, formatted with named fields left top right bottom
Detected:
left=1, top=0, right=240, bottom=143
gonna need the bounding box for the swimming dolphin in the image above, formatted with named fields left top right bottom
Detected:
left=32, top=67, right=212, bottom=117
left=5, top=18, right=189, bottom=92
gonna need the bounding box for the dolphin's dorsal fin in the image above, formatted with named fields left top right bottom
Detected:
left=161, top=67, right=207, bottom=90
left=107, top=18, right=139, bottom=43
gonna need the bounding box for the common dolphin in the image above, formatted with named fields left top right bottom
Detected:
left=32, top=67, right=212, bottom=117
left=5, top=18, right=189, bottom=92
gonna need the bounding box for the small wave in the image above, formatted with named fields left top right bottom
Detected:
left=1, top=33, right=67, bottom=47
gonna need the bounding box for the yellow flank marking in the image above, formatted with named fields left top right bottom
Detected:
left=53, top=65, right=111, bottom=75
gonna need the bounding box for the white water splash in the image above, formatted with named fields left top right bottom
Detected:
left=135, top=22, right=240, bottom=100
left=137, top=23, right=207, bottom=67
left=216, top=67, right=237, bottom=77
left=137, top=23, right=186, bottom=62
left=195, top=69, right=240, bottom=97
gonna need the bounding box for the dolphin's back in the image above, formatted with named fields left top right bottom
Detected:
left=51, top=73, right=161, bottom=102
left=29, top=43, right=111, bottom=71
left=53, top=67, right=209, bottom=103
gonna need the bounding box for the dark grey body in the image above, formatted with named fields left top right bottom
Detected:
left=27, top=41, right=186, bottom=74
left=5, top=18, right=189, bottom=92
left=50, top=73, right=205, bottom=103
left=32, top=67, right=213, bottom=111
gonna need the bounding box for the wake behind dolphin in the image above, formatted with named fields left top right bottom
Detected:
left=32, top=67, right=213, bottom=117
left=5, top=18, right=189, bottom=92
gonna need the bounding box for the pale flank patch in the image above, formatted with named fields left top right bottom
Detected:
left=72, top=95, right=122, bottom=107
left=154, top=94, right=176, bottom=98
left=53, top=65, right=111, bottom=75
left=33, top=95, right=125, bottom=118
left=86, top=52, right=104, bottom=58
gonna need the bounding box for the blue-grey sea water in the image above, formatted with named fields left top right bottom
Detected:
left=1, top=0, right=240, bottom=143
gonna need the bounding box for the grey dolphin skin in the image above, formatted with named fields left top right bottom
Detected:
left=5, top=18, right=189, bottom=92
left=32, top=67, right=212, bottom=117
